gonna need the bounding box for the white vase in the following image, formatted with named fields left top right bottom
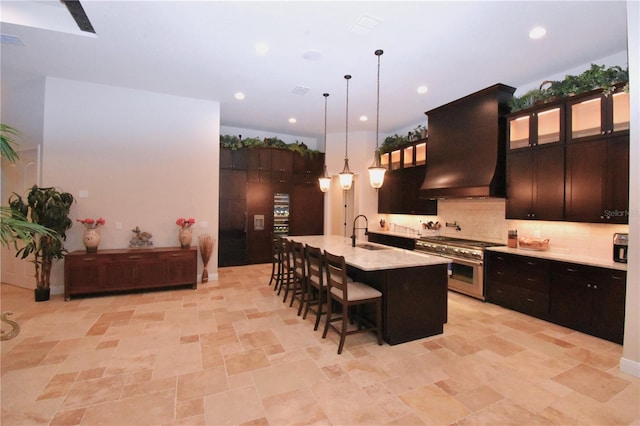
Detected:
left=178, top=227, right=192, bottom=249
left=83, top=229, right=101, bottom=253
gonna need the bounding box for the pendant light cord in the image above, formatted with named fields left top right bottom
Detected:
left=375, top=50, right=383, bottom=151
left=344, top=74, right=351, bottom=158
left=323, top=93, right=329, bottom=155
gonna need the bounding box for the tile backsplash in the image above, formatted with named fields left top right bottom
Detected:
left=385, top=198, right=628, bottom=262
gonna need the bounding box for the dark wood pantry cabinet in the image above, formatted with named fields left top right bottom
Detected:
left=219, top=147, right=325, bottom=266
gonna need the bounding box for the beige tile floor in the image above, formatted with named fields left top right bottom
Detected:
left=1, top=263, right=638, bottom=425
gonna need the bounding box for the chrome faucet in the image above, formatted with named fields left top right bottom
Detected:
left=351, top=214, right=369, bottom=247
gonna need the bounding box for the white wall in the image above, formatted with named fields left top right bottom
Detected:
left=41, top=77, right=220, bottom=294
left=621, top=0, right=639, bottom=377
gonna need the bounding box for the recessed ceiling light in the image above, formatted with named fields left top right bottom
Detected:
left=255, top=41, right=269, bottom=55
left=417, top=85, right=428, bottom=94
left=234, top=92, right=245, bottom=100
left=529, top=26, right=547, bottom=39
left=360, top=115, right=368, bottom=122
left=289, top=118, right=297, bottom=124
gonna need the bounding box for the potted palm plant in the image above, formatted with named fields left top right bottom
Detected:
left=8, top=185, right=74, bottom=301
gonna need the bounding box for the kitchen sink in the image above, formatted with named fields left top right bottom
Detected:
left=356, top=243, right=390, bottom=251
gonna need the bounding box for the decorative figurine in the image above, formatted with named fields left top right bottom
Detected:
left=129, top=226, right=153, bottom=248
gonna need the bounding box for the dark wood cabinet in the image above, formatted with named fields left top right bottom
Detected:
left=64, top=247, right=197, bottom=300
left=377, top=152, right=437, bottom=215
left=221, top=147, right=325, bottom=264
left=485, top=251, right=626, bottom=344
left=505, top=86, right=629, bottom=224
left=293, top=154, right=324, bottom=185
left=367, top=232, right=416, bottom=250
left=289, top=184, right=324, bottom=236
left=506, top=144, right=565, bottom=220
left=247, top=148, right=272, bottom=183
left=565, top=134, right=629, bottom=223
left=220, top=147, right=248, bottom=170
left=565, top=85, right=629, bottom=143
left=219, top=169, right=248, bottom=266
left=485, top=251, right=550, bottom=319
left=550, top=262, right=626, bottom=344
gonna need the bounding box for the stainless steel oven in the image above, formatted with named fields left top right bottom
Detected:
left=415, top=237, right=503, bottom=300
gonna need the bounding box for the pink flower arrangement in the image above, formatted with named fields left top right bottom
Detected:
left=77, top=218, right=105, bottom=230
left=176, top=218, right=196, bottom=229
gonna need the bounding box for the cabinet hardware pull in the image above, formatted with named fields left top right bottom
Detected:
left=587, top=283, right=592, bottom=288
left=527, top=278, right=535, bottom=281
left=129, top=255, right=142, bottom=259
left=83, top=258, right=96, bottom=261
left=611, top=275, right=623, bottom=280
left=567, top=268, right=577, bottom=272
left=526, top=298, right=534, bottom=302
left=171, top=253, right=183, bottom=257
left=593, top=285, right=598, bottom=289
left=527, top=261, right=536, bottom=266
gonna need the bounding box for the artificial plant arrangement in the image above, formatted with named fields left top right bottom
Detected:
left=510, top=64, right=629, bottom=112
left=9, top=185, right=75, bottom=301
left=379, top=133, right=409, bottom=154
left=0, top=124, right=53, bottom=249
left=220, top=134, right=319, bottom=157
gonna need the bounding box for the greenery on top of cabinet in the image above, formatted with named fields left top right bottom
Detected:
left=379, top=124, right=427, bottom=154
left=220, top=134, right=320, bottom=157
left=510, top=64, right=629, bottom=112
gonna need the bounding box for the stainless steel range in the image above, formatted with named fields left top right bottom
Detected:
left=415, top=236, right=504, bottom=300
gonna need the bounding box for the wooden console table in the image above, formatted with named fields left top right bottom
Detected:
left=64, top=247, right=197, bottom=300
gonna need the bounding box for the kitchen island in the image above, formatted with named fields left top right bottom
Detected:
left=289, top=235, right=449, bottom=345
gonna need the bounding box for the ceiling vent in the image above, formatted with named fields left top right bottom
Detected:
left=349, top=14, right=382, bottom=36
left=61, top=0, right=95, bottom=34
left=291, top=85, right=310, bottom=96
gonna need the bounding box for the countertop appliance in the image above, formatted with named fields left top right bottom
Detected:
left=613, top=233, right=628, bottom=263
left=415, top=236, right=505, bottom=300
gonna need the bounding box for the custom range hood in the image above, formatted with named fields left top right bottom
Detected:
left=420, top=83, right=515, bottom=199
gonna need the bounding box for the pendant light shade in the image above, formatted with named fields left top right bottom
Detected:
left=339, top=74, right=354, bottom=191
left=318, top=93, right=331, bottom=193
left=368, top=49, right=386, bottom=190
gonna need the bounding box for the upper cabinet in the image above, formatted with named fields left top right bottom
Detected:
left=506, top=85, right=630, bottom=224
left=508, top=102, right=564, bottom=150
left=378, top=139, right=437, bottom=215
left=566, top=86, right=629, bottom=142
left=220, top=147, right=248, bottom=170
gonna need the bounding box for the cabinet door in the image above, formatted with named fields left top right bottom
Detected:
left=162, top=250, right=197, bottom=285
left=606, top=135, right=629, bottom=223
left=220, top=148, right=248, bottom=170
left=247, top=181, right=274, bottom=264
left=591, top=269, right=626, bottom=344
left=532, top=145, right=565, bottom=221
left=289, top=184, right=324, bottom=236
left=219, top=169, right=247, bottom=266
left=550, top=263, right=594, bottom=333
left=65, top=256, right=106, bottom=295
left=565, top=139, right=607, bottom=222
left=506, top=150, right=533, bottom=219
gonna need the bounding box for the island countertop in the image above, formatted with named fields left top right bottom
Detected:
left=288, top=235, right=449, bottom=271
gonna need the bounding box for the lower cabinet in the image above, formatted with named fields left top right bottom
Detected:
left=485, top=251, right=626, bottom=344
left=550, top=262, right=626, bottom=344
left=64, top=247, right=197, bottom=300
left=367, top=232, right=416, bottom=250
left=485, top=252, right=550, bottom=319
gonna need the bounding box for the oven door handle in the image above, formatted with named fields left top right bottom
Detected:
left=444, top=256, right=483, bottom=267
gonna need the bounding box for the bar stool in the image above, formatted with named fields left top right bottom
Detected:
left=322, top=250, right=383, bottom=354
left=278, top=238, right=294, bottom=302
left=290, top=241, right=307, bottom=315
left=303, top=244, right=327, bottom=330
left=269, top=235, right=282, bottom=289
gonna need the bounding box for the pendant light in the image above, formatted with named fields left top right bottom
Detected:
left=339, top=74, right=354, bottom=191
left=318, top=93, right=331, bottom=193
left=368, top=49, right=386, bottom=189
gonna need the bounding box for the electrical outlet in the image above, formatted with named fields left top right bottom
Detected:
left=79, top=190, right=89, bottom=198
left=115, top=221, right=122, bottom=230
left=534, top=230, right=541, bottom=238
left=200, top=221, right=208, bottom=228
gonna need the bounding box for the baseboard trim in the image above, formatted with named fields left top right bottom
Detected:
left=620, top=357, right=640, bottom=377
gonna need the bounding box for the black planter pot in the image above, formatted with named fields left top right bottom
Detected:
left=34, top=287, right=50, bottom=302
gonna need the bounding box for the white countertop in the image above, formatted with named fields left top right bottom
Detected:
left=288, top=235, right=449, bottom=271
left=487, top=246, right=627, bottom=271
